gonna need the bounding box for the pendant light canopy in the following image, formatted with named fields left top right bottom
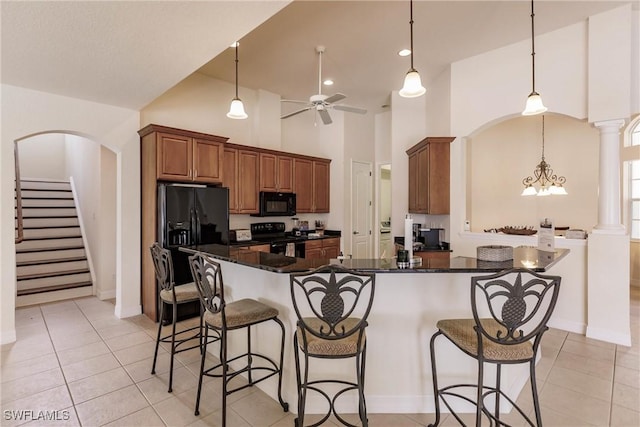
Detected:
left=521, top=115, right=567, bottom=196
left=522, top=0, right=547, bottom=115
left=227, top=42, right=248, bottom=120
left=399, top=0, right=426, bottom=98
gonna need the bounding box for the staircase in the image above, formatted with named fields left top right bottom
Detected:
left=15, top=179, right=93, bottom=299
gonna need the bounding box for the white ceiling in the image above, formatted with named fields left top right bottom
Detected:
left=1, top=0, right=632, bottom=114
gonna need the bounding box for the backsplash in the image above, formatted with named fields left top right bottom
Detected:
left=230, top=213, right=331, bottom=232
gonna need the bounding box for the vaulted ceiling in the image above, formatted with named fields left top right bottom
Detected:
left=2, top=1, right=631, bottom=113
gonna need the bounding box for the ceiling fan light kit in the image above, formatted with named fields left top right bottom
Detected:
left=522, top=0, right=547, bottom=116
left=399, top=0, right=426, bottom=98
left=227, top=41, right=248, bottom=120
left=280, top=45, right=367, bottom=125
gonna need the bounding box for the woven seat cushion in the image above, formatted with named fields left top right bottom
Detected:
left=160, top=282, right=200, bottom=303
left=204, top=298, right=278, bottom=329
left=437, top=318, right=533, bottom=361
left=297, top=317, right=365, bottom=356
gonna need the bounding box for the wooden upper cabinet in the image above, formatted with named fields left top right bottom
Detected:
left=293, top=157, right=330, bottom=213
left=259, top=153, right=294, bottom=193
left=223, top=147, right=259, bottom=214
left=293, top=158, right=313, bottom=213
left=153, top=127, right=226, bottom=184
left=313, top=160, right=330, bottom=213
left=406, top=137, right=454, bottom=214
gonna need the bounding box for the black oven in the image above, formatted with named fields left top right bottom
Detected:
left=252, top=192, right=296, bottom=217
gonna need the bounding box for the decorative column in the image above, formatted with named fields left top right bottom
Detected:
left=593, top=119, right=626, bottom=234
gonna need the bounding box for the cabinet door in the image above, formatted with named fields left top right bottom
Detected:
left=238, top=150, right=259, bottom=214
left=313, top=160, right=330, bottom=213
left=416, top=147, right=429, bottom=213
left=249, top=244, right=271, bottom=253
left=323, top=238, right=340, bottom=258
left=259, top=153, right=278, bottom=191
left=408, top=152, right=418, bottom=212
left=427, top=142, right=450, bottom=214
left=157, top=133, right=192, bottom=181
left=277, top=155, right=294, bottom=192
left=294, top=158, right=313, bottom=213
left=223, top=147, right=239, bottom=213
left=193, top=138, right=223, bottom=184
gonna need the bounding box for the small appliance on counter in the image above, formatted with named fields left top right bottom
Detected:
left=230, top=229, right=252, bottom=242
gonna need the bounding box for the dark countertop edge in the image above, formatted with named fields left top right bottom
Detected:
left=180, top=245, right=569, bottom=275
left=229, top=233, right=342, bottom=247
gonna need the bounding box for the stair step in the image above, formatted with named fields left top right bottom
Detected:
left=16, top=248, right=86, bottom=264
left=19, top=217, right=80, bottom=228
left=20, top=180, right=71, bottom=191
left=16, top=237, right=84, bottom=252
left=17, top=267, right=89, bottom=281
left=17, top=281, right=92, bottom=296
left=19, top=190, right=73, bottom=199
left=17, top=271, right=92, bottom=293
left=17, top=255, right=88, bottom=267
left=21, top=199, right=76, bottom=208
left=20, top=227, right=81, bottom=240
left=19, top=208, right=78, bottom=218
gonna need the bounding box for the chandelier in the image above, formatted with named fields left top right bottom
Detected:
left=399, top=0, right=426, bottom=98
left=227, top=42, right=248, bottom=120
left=521, top=116, right=567, bottom=196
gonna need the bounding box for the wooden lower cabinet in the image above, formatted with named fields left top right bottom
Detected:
left=249, top=244, right=271, bottom=253
left=415, top=251, right=450, bottom=261
left=305, top=237, right=340, bottom=259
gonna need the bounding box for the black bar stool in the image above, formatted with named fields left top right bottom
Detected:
left=428, top=268, right=561, bottom=427
left=188, top=252, right=288, bottom=426
left=149, top=243, right=206, bottom=393
left=290, top=264, right=376, bottom=427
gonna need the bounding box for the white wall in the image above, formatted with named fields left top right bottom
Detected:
left=18, top=133, right=67, bottom=180
left=469, top=114, right=599, bottom=232
left=1, top=84, right=140, bottom=344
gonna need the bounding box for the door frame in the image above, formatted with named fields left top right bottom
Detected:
left=350, top=159, right=373, bottom=259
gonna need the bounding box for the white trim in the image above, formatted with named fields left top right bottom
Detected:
left=97, top=289, right=116, bottom=300
left=16, top=286, right=93, bottom=308
left=548, top=318, right=586, bottom=335
left=69, top=176, right=97, bottom=291
left=115, top=303, right=142, bottom=318
left=1, top=329, right=17, bottom=345
left=586, top=325, right=632, bottom=346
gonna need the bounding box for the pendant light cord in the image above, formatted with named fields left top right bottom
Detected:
left=409, top=0, right=415, bottom=70
left=530, top=0, right=536, bottom=93
left=234, top=44, right=239, bottom=99
left=541, top=115, right=545, bottom=160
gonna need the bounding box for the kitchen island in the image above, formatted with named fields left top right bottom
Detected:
left=179, top=244, right=569, bottom=415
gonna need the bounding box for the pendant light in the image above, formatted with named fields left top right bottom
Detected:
left=521, top=115, right=567, bottom=196
left=399, top=0, right=426, bottom=98
left=227, top=42, right=248, bottom=120
left=522, top=0, right=547, bottom=115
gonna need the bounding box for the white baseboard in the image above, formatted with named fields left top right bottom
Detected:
left=586, top=325, right=631, bottom=346
left=97, top=289, right=116, bottom=300
left=115, top=304, right=142, bottom=318
left=547, top=318, right=586, bottom=335
left=1, top=329, right=17, bottom=345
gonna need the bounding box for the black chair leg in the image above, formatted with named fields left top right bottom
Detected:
left=194, top=327, right=209, bottom=416
left=476, top=359, right=484, bottom=427
left=275, top=318, right=288, bottom=411
left=357, top=343, right=368, bottom=427
left=247, top=326, right=253, bottom=384
left=221, top=332, right=228, bottom=427
left=530, top=360, right=543, bottom=427
left=495, top=364, right=502, bottom=422
left=428, top=331, right=442, bottom=427
left=293, top=334, right=304, bottom=427
left=151, top=300, right=164, bottom=375
left=168, top=302, right=177, bottom=393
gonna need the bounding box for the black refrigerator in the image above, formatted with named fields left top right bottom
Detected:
left=157, top=183, right=229, bottom=321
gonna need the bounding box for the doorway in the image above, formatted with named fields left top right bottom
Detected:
left=351, top=160, right=372, bottom=259
left=378, top=164, right=392, bottom=258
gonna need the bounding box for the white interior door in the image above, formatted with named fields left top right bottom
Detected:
left=351, top=160, right=372, bottom=259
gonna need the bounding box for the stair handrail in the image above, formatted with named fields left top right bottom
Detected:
left=15, top=141, right=24, bottom=244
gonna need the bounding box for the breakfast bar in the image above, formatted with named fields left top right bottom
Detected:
left=180, top=245, right=569, bottom=415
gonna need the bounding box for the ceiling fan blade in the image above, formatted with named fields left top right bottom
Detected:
left=318, top=108, right=332, bottom=125
left=324, top=93, right=346, bottom=104
left=333, top=104, right=367, bottom=115
left=281, top=99, right=310, bottom=104
left=281, top=107, right=312, bottom=119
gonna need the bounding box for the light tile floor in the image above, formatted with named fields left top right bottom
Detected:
left=1, top=288, right=638, bottom=427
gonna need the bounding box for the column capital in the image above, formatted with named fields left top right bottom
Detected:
left=593, top=119, right=626, bottom=130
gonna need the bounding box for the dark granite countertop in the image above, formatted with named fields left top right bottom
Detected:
left=229, top=231, right=341, bottom=247
left=180, top=245, right=569, bottom=274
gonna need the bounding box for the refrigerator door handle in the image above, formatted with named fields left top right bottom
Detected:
left=195, top=210, right=201, bottom=245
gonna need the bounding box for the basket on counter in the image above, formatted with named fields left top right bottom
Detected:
left=477, top=245, right=514, bottom=262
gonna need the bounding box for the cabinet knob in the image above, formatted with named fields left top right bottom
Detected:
left=353, top=231, right=359, bottom=235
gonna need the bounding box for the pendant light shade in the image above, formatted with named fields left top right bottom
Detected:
left=227, top=42, right=248, bottom=120
left=522, top=0, right=547, bottom=116
left=399, top=0, right=425, bottom=98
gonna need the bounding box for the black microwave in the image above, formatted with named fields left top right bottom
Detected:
left=252, top=192, right=296, bottom=217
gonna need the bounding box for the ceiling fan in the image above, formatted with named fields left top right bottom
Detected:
left=281, top=46, right=367, bottom=125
